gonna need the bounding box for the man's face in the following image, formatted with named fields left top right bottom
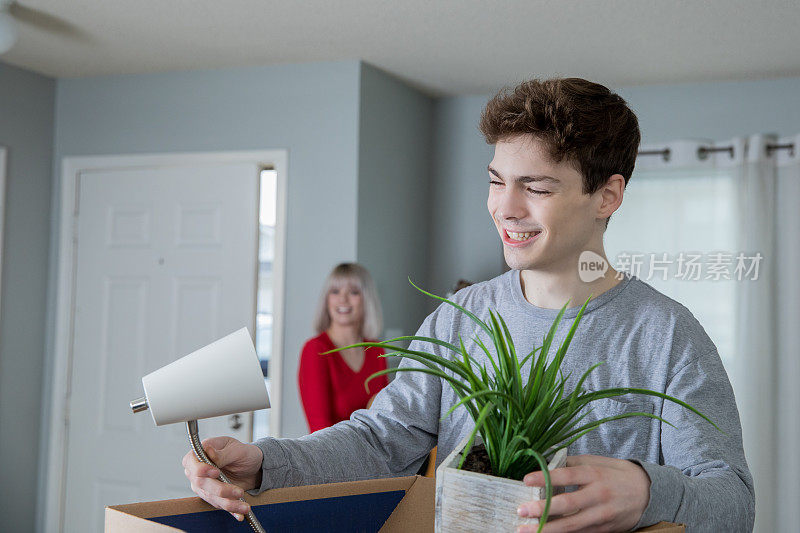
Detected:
left=487, top=135, right=602, bottom=273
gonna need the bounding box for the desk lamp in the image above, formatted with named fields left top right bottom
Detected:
left=129, top=327, right=270, bottom=532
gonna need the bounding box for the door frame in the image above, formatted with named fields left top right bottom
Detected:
left=0, top=147, right=6, bottom=326
left=43, top=150, right=288, bottom=533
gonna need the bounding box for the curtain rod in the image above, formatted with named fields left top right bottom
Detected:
left=638, top=142, right=795, bottom=161
left=766, top=143, right=795, bottom=156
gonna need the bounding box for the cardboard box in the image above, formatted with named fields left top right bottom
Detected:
left=105, top=475, right=685, bottom=532
left=106, top=475, right=432, bottom=532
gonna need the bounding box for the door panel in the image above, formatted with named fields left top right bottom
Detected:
left=63, top=162, right=260, bottom=532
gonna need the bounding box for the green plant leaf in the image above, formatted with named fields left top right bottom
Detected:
left=519, top=345, right=543, bottom=369
left=340, top=342, right=478, bottom=386
left=380, top=335, right=462, bottom=355
left=575, top=388, right=724, bottom=434
left=443, top=389, right=523, bottom=420
left=543, top=297, right=591, bottom=394
left=457, top=402, right=494, bottom=469
left=407, top=277, right=493, bottom=338
left=515, top=448, right=555, bottom=533
left=472, top=334, right=501, bottom=379
left=364, top=366, right=472, bottom=397
left=553, top=411, right=676, bottom=451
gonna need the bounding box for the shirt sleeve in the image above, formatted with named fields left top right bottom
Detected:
left=297, top=339, right=336, bottom=433
left=627, top=350, right=756, bottom=532
left=250, top=310, right=446, bottom=493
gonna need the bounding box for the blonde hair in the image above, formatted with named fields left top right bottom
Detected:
left=312, top=263, right=383, bottom=339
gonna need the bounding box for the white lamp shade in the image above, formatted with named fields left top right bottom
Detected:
left=141, top=327, right=270, bottom=426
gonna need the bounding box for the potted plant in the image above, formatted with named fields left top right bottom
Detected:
left=333, top=280, right=721, bottom=533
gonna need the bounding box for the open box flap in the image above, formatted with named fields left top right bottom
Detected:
left=105, top=475, right=430, bottom=532
left=378, top=475, right=434, bottom=531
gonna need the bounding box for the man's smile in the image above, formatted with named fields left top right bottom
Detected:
left=502, top=228, right=542, bottom=246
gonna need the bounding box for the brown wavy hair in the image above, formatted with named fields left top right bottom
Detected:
left=479, top=78, right=640, bottom=227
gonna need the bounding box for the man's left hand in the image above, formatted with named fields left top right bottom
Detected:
left=516, top=454, right=651, bottom=533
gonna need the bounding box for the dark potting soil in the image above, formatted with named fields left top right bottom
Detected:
left=460, top=444, right=543, bottom=477
left=461, top=443, right=494, bottom=475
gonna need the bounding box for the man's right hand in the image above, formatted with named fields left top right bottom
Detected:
left=182, top=436, right=264, bottom=521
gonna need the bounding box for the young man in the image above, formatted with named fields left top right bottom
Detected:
left=183, top=78, right=755, bottom=532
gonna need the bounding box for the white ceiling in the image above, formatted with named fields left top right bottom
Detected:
left=2, top=0, right=800, bottom=96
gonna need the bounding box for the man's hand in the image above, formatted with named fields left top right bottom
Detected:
left=516, top=454, right=651, bottom=533
left=182, top=436, right=264, bottom=522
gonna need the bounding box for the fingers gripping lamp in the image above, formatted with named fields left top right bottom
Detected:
left=129, top=327, right=270, bottom=533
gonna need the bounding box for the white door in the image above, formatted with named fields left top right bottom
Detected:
left=62, top=162, right=260, bottom=533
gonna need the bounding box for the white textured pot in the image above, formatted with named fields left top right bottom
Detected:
left=435, top=435, right=568, bottom=532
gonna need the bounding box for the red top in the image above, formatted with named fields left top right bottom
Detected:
left=298, top=331, right=389, bottom=433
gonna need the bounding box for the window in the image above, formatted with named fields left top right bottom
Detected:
left=604, top=168, right=737, bottom=367
left=253, top=169, right=277, bottom=438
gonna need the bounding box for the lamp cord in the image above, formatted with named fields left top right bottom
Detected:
left=187, top=420, right=267, bottom=533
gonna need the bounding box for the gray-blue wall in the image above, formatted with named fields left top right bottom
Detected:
left=356, top=63, right=435, bottom=338
left=620, top=77, right=800, bottom=144
left=0, top=62, right=55, bottom=532
left=428, top=96, right=498, bottom=296
left=47, top=61, right=363, bottom=452
left=427, top=76, right=800, bottom=295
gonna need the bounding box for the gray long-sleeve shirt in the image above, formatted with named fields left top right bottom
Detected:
left=252, top=270, right=755, bottom=532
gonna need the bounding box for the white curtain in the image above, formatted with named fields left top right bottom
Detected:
left=733, top=135, right=775, bottom=533
left=605, top=135, right=800, bottom=533
left=774, top=135, right=800, bottom=532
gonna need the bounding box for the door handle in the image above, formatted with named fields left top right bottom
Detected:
left=228, top=414, right=242, bottom=430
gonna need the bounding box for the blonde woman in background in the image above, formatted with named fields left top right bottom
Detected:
left=298, top=263, right=389, bottom=433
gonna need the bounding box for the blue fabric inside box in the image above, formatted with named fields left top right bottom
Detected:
left=148, top=490, right=406, bottom=532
